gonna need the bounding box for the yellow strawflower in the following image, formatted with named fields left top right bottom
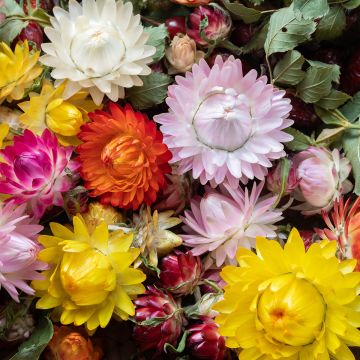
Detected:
left=32, top=215, right=146, bottom=331
left=0, top=41, right=43, bottom=104
left=214, top=228, right=360, bottom=360
left=18, top=80, right=98, bottom=146
left=0, top=123, right=9, bottom=149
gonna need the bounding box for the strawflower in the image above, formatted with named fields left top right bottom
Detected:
left=40, top=0, right=155, bottom=105
left=0, top=129, right=79, bottom=218
left=182, top=181, right=283, bottom=266
left=0, top=201, right=45, bottom=302
left=317, top=196, right=360, bottom=270
left=32, top=215, right=146, bottom=331
left=18, top=80, right=98, bottom=146
left=0, top=41, right=43, bottom=104
left=77, top=103, right=172, bottom=210
left=154, top=56, right=293, bottom=188
left=214, top=228, right=360, bottom=360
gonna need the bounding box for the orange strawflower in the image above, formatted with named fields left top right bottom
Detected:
left=77, top=103, right=171, bottom=209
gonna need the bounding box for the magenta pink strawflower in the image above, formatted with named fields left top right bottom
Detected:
left=154, top=56, right=293, bottom=188
left=0, top=129, right=79, bottom=218
left=0, top=201, right=46, bottom=301
left=182, top=182, right=283, bottom=266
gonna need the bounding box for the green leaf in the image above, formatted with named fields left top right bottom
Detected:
left=315, top=5, right=346, bottom=41
left=343, top=127, right=360, bottom=195
left=342, top=0, right=360, bottom=10
left=31, top=8, right=51, bottom=25
left=316, top=90, right=351, bottom=109
left=0, top=0, right=25, bottom=16
left=296, top=65, right=335, bottom=103
left=293, top=0, right=329, bottom=20
left=340, top=92, right=360, bottom=122
left=0, top=19, right=28, bottom=44
left=273, top=50, right=305, bottom=85
left=316, top=127, right=345, bottom=145
left=126, top=72, right=172, bottom=110
left=284, top=128, right=314, bottom=151
left=264, top=5, right=316, bottom=56
left=164, top=331, right=189, bottom=354
left=144, top=24, right=168, bottom=64
left=242, top=22, right=268, bottom=54
left=306, top=60, right=340, bottom=83
left=247, top=0, right=264, bottom=5
left=315, top=106, right=351, bottom=127
left=10, top=315, right=53, bottom=360
left=222, top=0, right=262, bottom=24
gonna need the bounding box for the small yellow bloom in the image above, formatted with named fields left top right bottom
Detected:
left=0, top=41, right=43, bottom=104
left=214, top=228, right=360, bottom=360
left=32, top=215, right=146, bottom=331
left=18, top=80, right=99, bottom=146
left=0, top=123, right=9, bottom=149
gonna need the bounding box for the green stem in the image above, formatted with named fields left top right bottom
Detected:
left=266, top=55, right=274, bottom=83
left=141, top=16, right=161, bottom=27
left=218, top=39, right=243, bottom=56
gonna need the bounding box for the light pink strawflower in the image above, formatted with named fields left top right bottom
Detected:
left=182, top=182, right=283, bottom=266
left=0, top=129, right=79, bottom=218
left=154, top=56, right=293, bottom=188
left=293, top=146, right=352, bottom=214
left=0, top=201, right=46, bottom=302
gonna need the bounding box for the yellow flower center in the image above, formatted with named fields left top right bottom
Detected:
left=257, top=274, right=326, bottom=347
left=60, top=249, right=116, bottom=306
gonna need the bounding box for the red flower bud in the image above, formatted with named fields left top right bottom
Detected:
left=266, top=160, right=298, bottom=196
left=133, top=286, right=183, bottom=355
left=13, top=22, right=43, bottom=50
left=159, top=250, right=202, bottom=295
left=186, top=318, right=226, bottom=360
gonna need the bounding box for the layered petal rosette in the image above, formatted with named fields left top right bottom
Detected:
left=77, top=103, right=172, bottom=210
left=182, top=182, right=283, bottom=266
left=0, top=129, right=79, bottom=218
left=154, top=56, right=293, bottom=188
left=40, top=0, right=156, bottom=105
left=0, top=201, right=45, bottom=302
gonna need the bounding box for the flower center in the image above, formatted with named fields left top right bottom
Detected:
left=192, top=87, right=253, bottom=152
left=257, top=274, right=326, bottom=347
left=70, top=23, right=125, bottom=77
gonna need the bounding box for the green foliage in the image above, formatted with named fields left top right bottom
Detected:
left=222, top=0, right=262, bottom=24
left=315, top=5, right=346, bottom=40
left=273, top=50, right=305, bottom=85
left=144, top=24, right=168, bottom=63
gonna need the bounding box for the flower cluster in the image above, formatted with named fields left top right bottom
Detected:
left=1, top=0, right=360, bottom=359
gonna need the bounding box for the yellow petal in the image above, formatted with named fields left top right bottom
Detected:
left=50, top=222, right=74, bottom=239
left=117, top=268, right=146, bottom=285
left=114, top=286, right=135, bottom=316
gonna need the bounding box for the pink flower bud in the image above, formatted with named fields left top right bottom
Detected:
left=186, top=318, right=226, bottom=360
left=266, top=160, right=298, bottom=195
left=293, top=147, right=352, bottom=214
left=186, top=4, right=232, bottom=46
left=159, top=250, right=202, bottom=296
left=133, top=287, right=183, bottom=355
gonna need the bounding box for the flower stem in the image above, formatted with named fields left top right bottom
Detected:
left=141, top=16, right=161, bottom=27
left=266, top=55, right=274, bottom=83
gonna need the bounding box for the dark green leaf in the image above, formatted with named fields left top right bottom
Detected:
left=0, top=0, right=25, bottom=16
left=242, top=22, right=268, bottom=54
left=284, top=128, right=314, bottom=151
left=340, top=92, right=360, bottom=122
left=343, top=127, right=360, bottom=195
left=31, top=8, right=51, bottom=26
left=273, top=50, right=305, bottom=85
left=297, top=65, right=334, bottom=103
left=315, top=5, right=346, bottom=41
left=315, top=106, right=351, bottom=127
left=264, top=5, right=316, bottom=55
left=342, top=0, right=360, bottom=10
left=306, top=60, right=340, bottom=83
left=144, top=24, right=168, bottom=63
left=10, top=315, right=53, bottom=360
left=316, top=127, right=345, bottom=145
left=221, top=0, right=262, bottom=24
left=293, top=0, right=329, bottom=20
left=126, top=72, right=172, bottom=110
left=164, top=331, right=189, bottom=354
left=0, top=19, right=28, bottom=44
left=316, top=90, right=351, bottom=109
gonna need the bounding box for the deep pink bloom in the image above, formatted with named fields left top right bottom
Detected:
left=266, top=159, right=299, bottom=195
left=0, top=129, right=79, bottom=218
left=133, top=286, right=183, bottom=355
left=187, top=4, right=232, bottom=46
left=0, top=201, right=46, bottom=301
left=187, top=318, right=226, bottom=360
left=159, top=250, right=202, bottom=295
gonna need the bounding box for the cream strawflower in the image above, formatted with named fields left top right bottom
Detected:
left=40, top=0, right=156, bottom=105
left=154, top=56, right=293, bottom=188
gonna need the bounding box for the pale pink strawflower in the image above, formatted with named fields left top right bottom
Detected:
left=0, top=129, right=79, bottom=218
left=154, top=56, right=293, bottom=188
left=0, top=201, right=46, bottom=302
left=293, top=146, right=352, bottom=214
left=182, top=182, right=283, bottom=266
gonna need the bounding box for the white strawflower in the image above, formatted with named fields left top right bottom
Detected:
left=41, top=0, right=156, bottom=105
